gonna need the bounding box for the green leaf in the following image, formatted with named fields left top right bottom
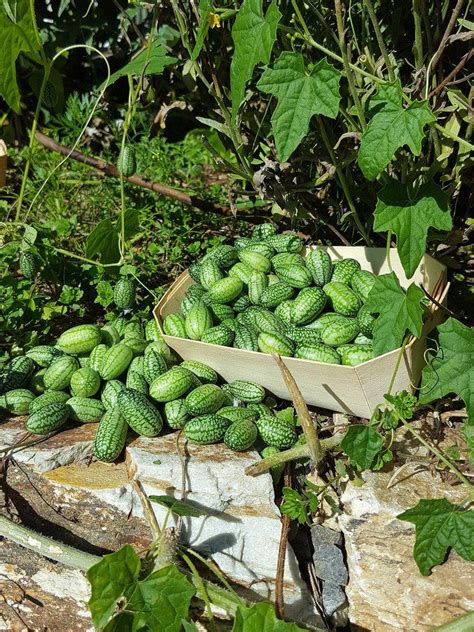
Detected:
left=280, top=487, right=307, bottom=524
left=127, top=565, right=195, bottom=632
left=232, top=602, right=308, bottom=631
left=148, top=495, right=209, bottom=518
left=182, top=622, right=199, bottom=632
left=105, top=39, right=177, bottom=87
left=95, top=280, right=115, bottom=307
left=191, top=0, right=212, bottom=61
left=21, top=224, right=38, bottom=250
left=86, top=545, right=141, bottom=629
left=419, top=318, right=474, bottom=423
left=257, top=53, right=341, bottom=161
left=367, top=79, right=403, bottom=114
left=365, top=272, right=425, bottom=355
left=0, top=0, right=42, bottom=111
left=374, top=180, right=452, bottom=278
left=86, top=219, right=120, bottom=264
left=230, top=0, right=281, bottom=118
left=341, top=425, right=385, bottom=470
left=398, top=499, right=474, bottom=575
left=358, top=85, right=435, bottom=179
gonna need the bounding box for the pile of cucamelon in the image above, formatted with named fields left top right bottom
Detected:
left=0, top=302, right=299, bottom=464
left=162, top=224, right=379, bottom=366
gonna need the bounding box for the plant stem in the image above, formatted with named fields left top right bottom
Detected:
left=15, top=61, right=52, bottom=221
left=363, top=0, right=396, bottom=80
left=334, top=0, right=367, bottom=128
left=396, top=416, right=473, bottom=488
left=387, top=335, right=410, bottom=396
left=0, top=515, right=99, bottom=572
left=385, top=230, right=393, bottom=272
left=412, top=0, right=424, bottom=70
left=317, top=117, right=371, bottom=244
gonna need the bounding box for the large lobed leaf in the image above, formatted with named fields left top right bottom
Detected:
left=358, top=80, right=435, bottom=180
left=257, top=53, right=341, bottom=161
left=105, top=39, right=177, bottom=87
left=374, top=180, right=452, bottom=278
left=364, top=272, right=425, bottom=355
left=419, top=318, right=474, bottom=423
left=232, top=602, right=309, bottom=631
left=341, top=425, right=384, bottom=470
left=230, top=0, right=281, bottom=118
left=0, top=0, right=42, bottom=112
left=398, top=499, right=474, bottom=575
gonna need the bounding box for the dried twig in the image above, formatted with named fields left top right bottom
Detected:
left=35, top=132, right=228, bottom=216
left=429, top=0, right=466, bottom=73
left=428, top=49, right=474, bottom=98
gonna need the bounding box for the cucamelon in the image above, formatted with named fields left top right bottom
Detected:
left=93, top=407, right=128, bottom=462
left=57, top=325, right=101, bottom=355
left=117, top=389, right=163, bottom=436
left=224, top=419, right=257, bottom=451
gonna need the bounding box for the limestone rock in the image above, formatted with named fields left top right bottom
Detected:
left=339, top=469, right=474, bottom=631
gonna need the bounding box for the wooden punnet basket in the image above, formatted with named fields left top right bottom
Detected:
left=154, top=247, right=448, bottom=418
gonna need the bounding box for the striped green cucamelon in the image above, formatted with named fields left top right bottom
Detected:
left=357, top=305, right=376, bottom=337
left=112, top=315, right=128, bottom=337
left=126, top=370, right=149, bottom=395
left=114, top=277, right=136, bottom=310
left=26, top=402, right=71, bottom=434
left=339, top=345, right=375, bottom=366
left=233, top=323, right=258, bottom=351
left=234, top=237, right=253, bottom=250
left=185, top=384, right=227, bottom=415
left=117, top=389, right=163, bottom=437
left=78, top=355, right=91, bottom=368
left=101, top=380, right=126, bottom=410
left=101, top=325, right=120, bottom=347
left=259, top=282, right=295, bottom=309
left=323, top=282, right=362, bottom=317
left=224, top=419, right=257, bottom=451
left=256, top=415, right=297, bottom=449
left=320, top=317, right=360, bottom=346
left=258, top=332, right=294, bottom=357
left=67, top=397, right=105, bottom=423
left=204, top=244, right=239, bottom=268
left=228, top=262, right=253, bottom=285
left=1, top=356, right=35, bottom=393
left=123, top=321, right=145, bottom=339
left=304, top=312, right=347, bottom=330
left=242, top=241, right=274, bottom=258
left=208, top=277, right=243, bottom=304
left=0, top=389, right=36, bottom=415
left=294, top=344, right=341, bottom=364
left=163, top=313, right=187, bottom=338
left=118, top=145, right=136, bottom=177
left=201, top=325, right=234, bottom=346
left=25, top=345, right=62, bottom=367
left=331, top=258, right=361, bottom=284
left=123, top=336, right=148, bottom=356
left=145, top=319, right=162, bottom=342
left=252, top=223, right=277, bottom=240
left=57, top=325, right=101, bottom=355
left=354, top=333, right=373, bottom=345
left=247, top=402, right=273, bottom=418
left=275, top=264, right=312, bottom=289
left=89, top=344, right=108, bottom=373
left=180, top=361, right=218, bottom=384
left=29, top=390, right=70, bottom=413
left=43, top=356, right=79, bottom=391
left=351, top=269, right=376, bottom=300
left=70, top=367, right=101, bottom=398
left=149, top=366, right=194, bottom=402
left=274, top=300, right=294, bottom=326
left=291, top=287, right=326, bottom=325
left=164, top=399, right=189, bottom=430
left=184, top=414, right=231, bottom=444
left=272, top=252, right=305, bottom=269
left=232, top=295, right=251, bottom=313
left=143, top=348, right=168, bottom=384
left=286, top=326, right=322, bottom=346
left=254, top=309, right=285, bottom=336
left=209, top=303, right=234, bottom=322
left=199, top=259, right=224, bottom=290
left=228, top=380, right=265, bottom=403
left=267, top=233, right=302, bottom=253
left=147, top=339, right=173, bottom=363
left=93, top=407, right=128, bottom=462
left=100, top=343, right=133, bottom=380
left=238, top=250, right=271, bottom=274
left=217, top=406, right=256, bottom=423
left=185, top=301, right=213, bottom=340
left=305, top=249, right=333, bottom=286
left=129, top=356, right=145, bottom=375
left=188, top=262, right=202, bottom=283
left=20, top=251, right=40, bottom=278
